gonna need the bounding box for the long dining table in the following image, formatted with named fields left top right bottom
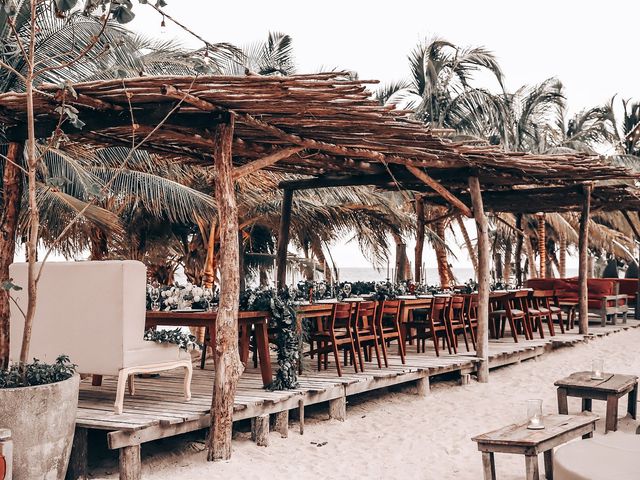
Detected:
left=145, top=309, right=273, bottom=387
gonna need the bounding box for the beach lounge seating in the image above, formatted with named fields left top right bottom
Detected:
left=554, top=431, right=640, bottom=479
left=9, top=260, right=192, bottom=414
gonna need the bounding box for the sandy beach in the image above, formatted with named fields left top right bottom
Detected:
left=89, top=327, right=640, bottom=479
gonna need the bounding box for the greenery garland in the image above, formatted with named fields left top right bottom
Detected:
left=267, top=290, right=300, bottom=390
left=143, top=327, right=200, bottom=351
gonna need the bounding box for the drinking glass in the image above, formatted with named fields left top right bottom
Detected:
left=203, top=288, right=214, bottom=311
left=317, top=282, right=327, bottom=299
left=526, top=399, right=544, bottom=430
left=591, top=358, right=604, bottom=380
left=150, top=283, right=161, bottom=311
left=343, top=283, right=352, bottom=298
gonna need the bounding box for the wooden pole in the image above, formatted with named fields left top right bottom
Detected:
left=468, top=176, right=489, bottom=383
left=0, top=142, right=23, bottom=369
left=202, top=222, right=216, bottom=289
left=537, top=213, right=546, bottom=277
left=406, top=165, right=473, bottom=218
left=276, top=189, right=294, bottom=290
left=578, top=184, right=592, bottom=335
left=514, top=214, right=524, bottom=286
left=207, top=113, right=245, bottom=461
left=414, top=196, right=425, bottom=283
left=622, top=210, right=640, bottom=320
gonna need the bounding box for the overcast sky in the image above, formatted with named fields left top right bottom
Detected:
left=128, top=1, right=637, bottom=271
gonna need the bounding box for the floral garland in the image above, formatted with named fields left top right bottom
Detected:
left=143, top=327, right=200, bottom=351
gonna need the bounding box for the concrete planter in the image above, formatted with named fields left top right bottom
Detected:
left=0, top=374, right=80, bottom=480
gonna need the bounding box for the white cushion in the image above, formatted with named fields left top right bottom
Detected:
left=9, top=260, right=184, bottom=375
left=554, top=432, right=640, bottom=480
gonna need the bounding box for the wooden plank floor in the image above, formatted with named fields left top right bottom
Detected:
left=77, top=319, right=640, bottom=451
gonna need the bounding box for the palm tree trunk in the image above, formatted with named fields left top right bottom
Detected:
left=457, top=215, right=478, bottom=276
left=537, top=213, right=546, bottom=277
left=392, top=232, right=410, bottom=282
left=559, top=233, right=567, bottom=278
left=503, top=240, right=513, bottom=285
left=0, top=143, right=23, bottom=369
left=89, top=228, right=108, bottom=260
left=434, top=219, right=451, bottom=288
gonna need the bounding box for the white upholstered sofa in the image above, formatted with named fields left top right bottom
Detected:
left=9, top=260, right=192, bottom=414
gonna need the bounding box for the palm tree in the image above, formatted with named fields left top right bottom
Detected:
left=378, top=38, right=504, bottom=286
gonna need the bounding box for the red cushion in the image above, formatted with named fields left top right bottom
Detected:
left=616, top=279, right=638, bottom=296
left=587, top=279, right=615, bottom=295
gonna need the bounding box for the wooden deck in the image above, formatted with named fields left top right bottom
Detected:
left=72, top=319, right=640, bottom=478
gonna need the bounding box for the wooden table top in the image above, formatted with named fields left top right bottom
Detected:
left=554, top=371, right=638, bottom=393
left=472, top=414, right=598, bottom=447
left=146, top=310, right=270, bottom=321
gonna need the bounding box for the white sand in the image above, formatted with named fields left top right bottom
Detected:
left=91, top=328, right=640, bottom=479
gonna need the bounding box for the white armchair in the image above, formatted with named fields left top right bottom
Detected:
left=9, top=260, right=192, bottom=414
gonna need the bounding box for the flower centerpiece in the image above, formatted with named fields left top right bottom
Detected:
left=157, top=282, right=211, bottom=311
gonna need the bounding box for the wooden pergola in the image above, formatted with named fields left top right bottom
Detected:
left=1, top=72, right=638, bottom=461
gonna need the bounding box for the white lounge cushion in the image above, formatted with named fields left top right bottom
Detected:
left=554, top=432, right=640, bottom=480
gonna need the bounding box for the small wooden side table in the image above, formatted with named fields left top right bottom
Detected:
left=472, top=414, right=598, bottom=480
left=555, top=371, right=638, bottom=432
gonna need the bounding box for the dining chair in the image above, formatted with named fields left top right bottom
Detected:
left=308, top=302, right=359, bottom=377
left=376, top=299, right=406, bottom=366
left=351, top=301, right=382, bottom=371
left=463, top=294, right=479, bottom=350
left=526, top=290, right=556, bottom=338
left=402, top=298, right=432, bottom=351
left=490, top=291, right=531, bottom=342
left=446, top=295, right=471, bottom=353
left=420, top=295, right=452, bottom=356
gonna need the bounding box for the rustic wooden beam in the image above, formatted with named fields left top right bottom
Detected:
left=468, top=176, right=489, bottom=382
left=414, top=196, right=425, bottom=283
left=233, top=147, right=304, bottom=179
left=406, top=165, right=473, bottom=218
left=578, top=184, right=592, bottom=334
left=276, top=189, right=294, bottom=289
left=206, top=113, right=245, bottom=461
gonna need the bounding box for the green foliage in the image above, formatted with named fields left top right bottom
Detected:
left=0, top=355, right=76, bottom=388
left=143, top=327, right=199, bottom=351
left=268, top=290, right=299, bottom=391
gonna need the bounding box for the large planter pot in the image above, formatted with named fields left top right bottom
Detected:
left=0, top=374, right=80, bottom=480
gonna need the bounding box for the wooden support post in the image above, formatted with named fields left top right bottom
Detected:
left=251, top=414, right=270, bottom=447
left=273, top=410, right=289, bottom=438
left=415, top=196, right=425, bottom=283
left=416, top=376, right=430, bottom=396
left=0, top=142, right=23, bottom=368
left=622, top=211, right=640, bottom=320
left=276, top=189, right=294, bottom=289
left=578, top=184, right=592, bottom=334
left=118, top=445, right=141, bottom=480
left=207, top=114, right=245, bottom=462
left=328, top=395, right=347, bottom=421
left=298, top=399, right=305, bottom=435
left=515, top=214, right=524, bottom=286
left=537, top=213, right=546, bottom=278
left=66, top=427, right=88, bottom=480
left=469, top=176, right=490, bottom=383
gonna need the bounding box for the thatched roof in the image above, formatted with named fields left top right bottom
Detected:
left=1, top=72, right=638, bottom=213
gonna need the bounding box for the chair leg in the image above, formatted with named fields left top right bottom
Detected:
left=372, top=335, right=383, bottom=369
left=354, top=335, right=365, bottom=372
left=431, top=331, right=440, bottom=357
left=114, top=369, right=128, bottom=415
left=183, top=362, right=192, bottom=401
left=508, top=317, right=518, bottom=342
left=461, top=326, right=471, bottom=352
left=127, top=375, right=135, bottom=396
left=397, top=334, right=406, bottom=364
left=380, top=333, right=390, bottom=368
left=332, top=341, right=343, bottom=377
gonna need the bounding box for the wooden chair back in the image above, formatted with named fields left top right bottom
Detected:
left=379, top=299, right=401, bottom=324
left=448, top=295, right=465, bottom=321
left=331, top=302, right=355, bottom=331
left=432, top=296, right=451, bottom=325
left=356, top=301, right=378, bottom=329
